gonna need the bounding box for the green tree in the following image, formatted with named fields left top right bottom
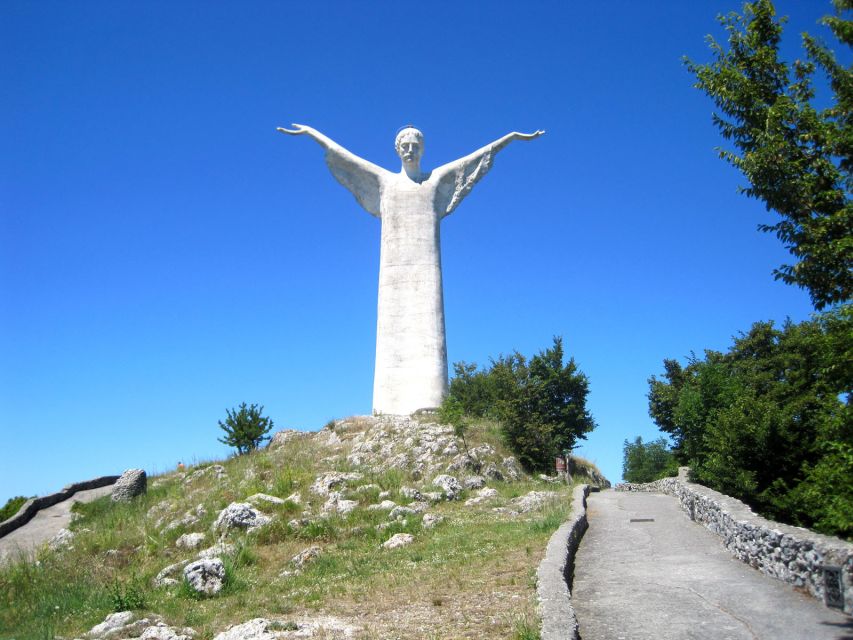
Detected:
left=443, top=337, right=596, bottom=473
left=218, top=402, right=274, bottom=454
left=685, top=0, right=852, bottom=309
left=647, top=314, right=852, bottom=537
left=622, top=436, right=678, bottom=483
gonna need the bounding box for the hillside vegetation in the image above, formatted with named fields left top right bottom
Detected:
left=0, top=415, right=606, bottom=640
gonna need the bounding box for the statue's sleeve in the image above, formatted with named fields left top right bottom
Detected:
left=325, top=148, right=386, bottom=218
left=433, top=145, right=494, bottom=217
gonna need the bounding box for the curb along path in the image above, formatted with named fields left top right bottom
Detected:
left=571, top=491, right=852, bottom=640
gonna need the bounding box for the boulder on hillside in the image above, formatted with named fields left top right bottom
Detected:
left=112, top=469, right=147, bottom=502
left=213, top=502, right=271, bottom=535
left=183, top=558, right=226, bottom=596
left=382, top=533, right=414, bottom=549
left=175, top=532, right=205, bottom=550
left=432, top=474, right=462, bottom=500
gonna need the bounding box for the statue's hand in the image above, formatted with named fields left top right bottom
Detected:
left=515, top=130, right=545, bottom=141
left=277, top=123, right=311, bottom=135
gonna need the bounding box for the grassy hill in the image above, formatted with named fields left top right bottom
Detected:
left=0, top=415, right=606, bottom=640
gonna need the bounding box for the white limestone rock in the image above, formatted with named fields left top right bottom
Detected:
left=153, top=560, right=190, bottom=587
left=432, top=474, right=462, bottom=500
left=513, top=490, right=560, bottom=513
left=463, top=475, right=486, bottom=490
left=400, top=486, right=423, bottom=501
left=321, top=492, right=358, bottom=516
left=184, top=558, right=226, bottom=596
left=184, top=464, right=226, bottom=484
left=367, top=500, right=398, bottom=511
left=111, top=468, right=147, bottom=502
left=48, top=527, right=75, bottom=551
left=268, top=429, right=304, bottom=449
left=198, top=542, right=236, bottom=559
left=382, top=533, right=414, bottom=550
left=422, top=513, right=444, bottom=529
left=163, top=506, right=205, bottom=533
left=389, top=505, right=420, bottom=520
left=213, top=502, right=271, bottom=534
left=502, top=456, right=522, bottom=481
left=176, top=532, right=206, bottom=550
left=213, top=616, right=359, bottom=640
left=464, top=487, right=499, bottom=507
left=354, top=484, right=380, bottom=494
left=86, top=611, right=135, bottom=638
left=247, top=493, right=286, bottom=506
left=139, top=622, right=195, bottom=640
left=310, top=472, right=363, bottom=496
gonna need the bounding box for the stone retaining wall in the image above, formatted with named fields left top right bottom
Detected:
left=616, top=468, right=853, bottom=615
left=0, top=475, right=119, bottom=538
left=537, top=484, right=591, bottom=640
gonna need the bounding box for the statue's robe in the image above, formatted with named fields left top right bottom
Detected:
left=324, top=144, right=494, bottom=415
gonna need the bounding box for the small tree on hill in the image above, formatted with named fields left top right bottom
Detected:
left=442, top=337, right=596, bottom=473
left=218, top=402, right=274, bottom=454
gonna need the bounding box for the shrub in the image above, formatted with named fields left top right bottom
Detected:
left=443, top=337, right=595, bottom=473
left=218, top=403, right=274, bottom=454
left=0, top=496, right=30, bottom=522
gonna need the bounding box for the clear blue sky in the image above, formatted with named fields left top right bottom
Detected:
left=1, top=1, right=836, bottom=503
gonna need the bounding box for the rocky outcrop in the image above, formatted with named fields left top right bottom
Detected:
left=513, top=491, right=560, bottom=514
left=184, top=558, right=226, bottom=596
left=310, top=472, right=363, bottom=497
left=212, top=617, right=359, bottom=640
left=213, top=503, right=271, bottom=535
left=617, top=468, right=853, bottom=614
left=111, top=469, right=147, bottom=502
left=82, top=611, right=195, bottom=640
left=431, top=474, right=462, bottom=500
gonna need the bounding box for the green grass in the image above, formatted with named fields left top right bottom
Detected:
left=0, top=417, right=598, bottom=639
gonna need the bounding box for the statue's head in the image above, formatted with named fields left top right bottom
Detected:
left=395, top=126, right=424, bottom=165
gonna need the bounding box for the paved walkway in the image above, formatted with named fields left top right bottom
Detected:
left=0, top=485, right=114, bottom=563
left=572, top=490, right=852, bottom=640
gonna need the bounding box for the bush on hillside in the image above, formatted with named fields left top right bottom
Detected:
left=218, top=403, right=274, bottom=455
left=0, top=496, right=30, bottom=522
left=442, top=337, right=596, bottom=473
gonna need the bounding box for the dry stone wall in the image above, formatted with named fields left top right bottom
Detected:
left=616, top=468, right=853, bottom=614
left=0, top=475, right=119, bottom=538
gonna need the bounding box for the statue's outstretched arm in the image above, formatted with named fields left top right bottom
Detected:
left=278, top=124, right=388, bottom=218
left=433, top=130, right=545, bottom=217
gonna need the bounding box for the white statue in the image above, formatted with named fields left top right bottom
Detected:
left=278, top=124, right=544, bottom=415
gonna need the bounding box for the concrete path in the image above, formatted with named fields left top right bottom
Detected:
left=572, top=490, right=852, bottom=640
left=0, top=485, right=114, bottom=563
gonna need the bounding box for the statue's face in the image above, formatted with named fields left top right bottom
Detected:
left=397, top=134, right=423, bottom=164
